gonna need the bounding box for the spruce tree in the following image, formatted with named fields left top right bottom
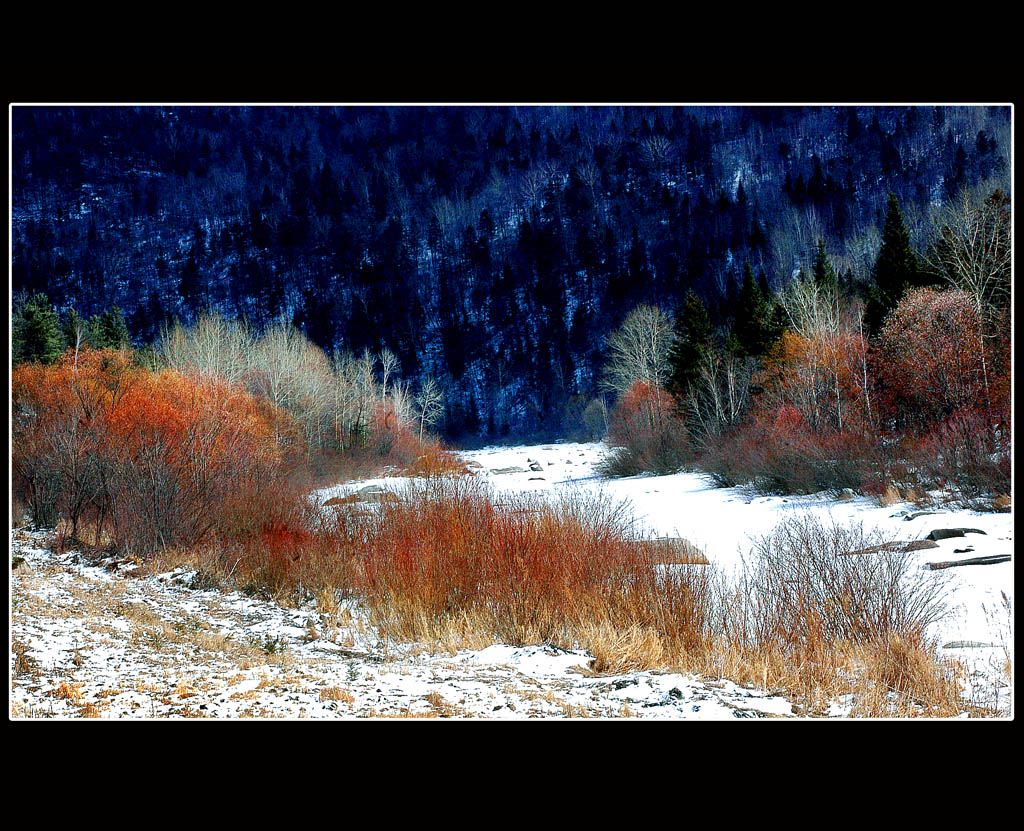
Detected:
left=666, top=289, right=712, bottom=404
left=12, top=292, right=62, bottom=365
left=90, top=306, right=131, bottom=349
left=811, top=238, right=838, bottom=292
left=729, top=262, right=773, bottom=358
left=866, top=192, right=921, bottom=332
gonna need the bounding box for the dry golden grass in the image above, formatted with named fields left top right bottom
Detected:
left=52, top=681, right=84, bottom=706
left=636, top=537, right=709, bottom=565
left=315, top=587, right=342, bottom=618
left=11, top=640, right=38, bottom=676
left=683, top=635, right=968, bottom=718
left=845, top=637, right=964, bottom=717
left=143, top=546, right=199, bottom=576
left=877, top=484, right=902, bottom=507
left=423, top=691, right=459, bottom=717
left=320, top=686, right=355, bottom=703
left=578, top=621, right=668, bottom=675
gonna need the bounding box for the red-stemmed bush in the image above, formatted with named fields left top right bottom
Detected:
left=699, top=405, right=875, bottom=496
left=873, top=288, right=987, bottom=430
left=600, top=380, right=691, bottom=476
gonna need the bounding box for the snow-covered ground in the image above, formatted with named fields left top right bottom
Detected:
left=11, top=442, right=1013, bottom=719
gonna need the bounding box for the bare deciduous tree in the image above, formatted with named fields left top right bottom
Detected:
left=159, top=312, right=254, bottom=385
left=415, top=376, right=445, bottom=441
left=379, top=347, right=399, bottom=402
left=922, top=188, right=1011, bottom=417
left=685, top=346, right=754, bottom=446
left=924, top=188, right=1011, bottom=319
left=601, top=305, right=676, bottom=398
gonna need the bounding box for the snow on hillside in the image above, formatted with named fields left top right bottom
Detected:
left=11, top=442, right=1013, bottom=719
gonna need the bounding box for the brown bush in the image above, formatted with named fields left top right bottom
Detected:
left=698, top=407, right=875, bottom=496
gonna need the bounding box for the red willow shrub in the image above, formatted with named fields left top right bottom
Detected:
left=364, top=398, right=465, bottom=476
left=601, top=380, right=691, bottom=476
left=907, top=407, right=1010, bottom=507
left=699, top=405, right=874, bottom=496
left=868, top=288, right=1009, bottom=506
left=873, top=288, right=987, bottom=430
left=347, top=477, right=714, bottom=653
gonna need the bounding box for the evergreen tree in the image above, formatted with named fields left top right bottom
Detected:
left=728, top=262, right=774, bottom=358
left=12, top=292, right=62, bottom=365
left=89, top=306, right=131, bottom=349
left=177, top=254, right=202, bottom=315
left=865, top=192, right=922, bottom=332
left=811, top=238, right=838, bottom=292
left=666, top=289, right=712, bottom=404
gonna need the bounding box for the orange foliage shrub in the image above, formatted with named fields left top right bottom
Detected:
left=11, top=348, right=285, bottom=556
left=106, top=369, right=282, bottom=554
left=12, top=349, right=141, bottom=533
left=755, top=329, right=872, bottom=436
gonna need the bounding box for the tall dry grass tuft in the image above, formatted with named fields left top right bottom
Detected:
left=700, top=512, right=964, bottom=716
left=340, top=476, right=714, bottom=665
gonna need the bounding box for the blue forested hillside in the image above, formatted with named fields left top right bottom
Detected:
left=11, top=104, right=1011, bottom=439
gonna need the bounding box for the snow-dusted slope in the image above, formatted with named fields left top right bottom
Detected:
left=12, top=442, right=1013, bottom=719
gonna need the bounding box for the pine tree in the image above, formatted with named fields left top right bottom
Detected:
left=12, top=292, right=62, bottom=365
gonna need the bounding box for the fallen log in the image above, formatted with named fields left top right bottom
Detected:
left=925, top=528, right=987, bottom=541
left=926, top=555, right=1011, bottom=570
left=843, top=539, right=939, bottom=555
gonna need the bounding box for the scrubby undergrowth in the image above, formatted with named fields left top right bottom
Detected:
left=51, top=469, right=985, bottom=717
